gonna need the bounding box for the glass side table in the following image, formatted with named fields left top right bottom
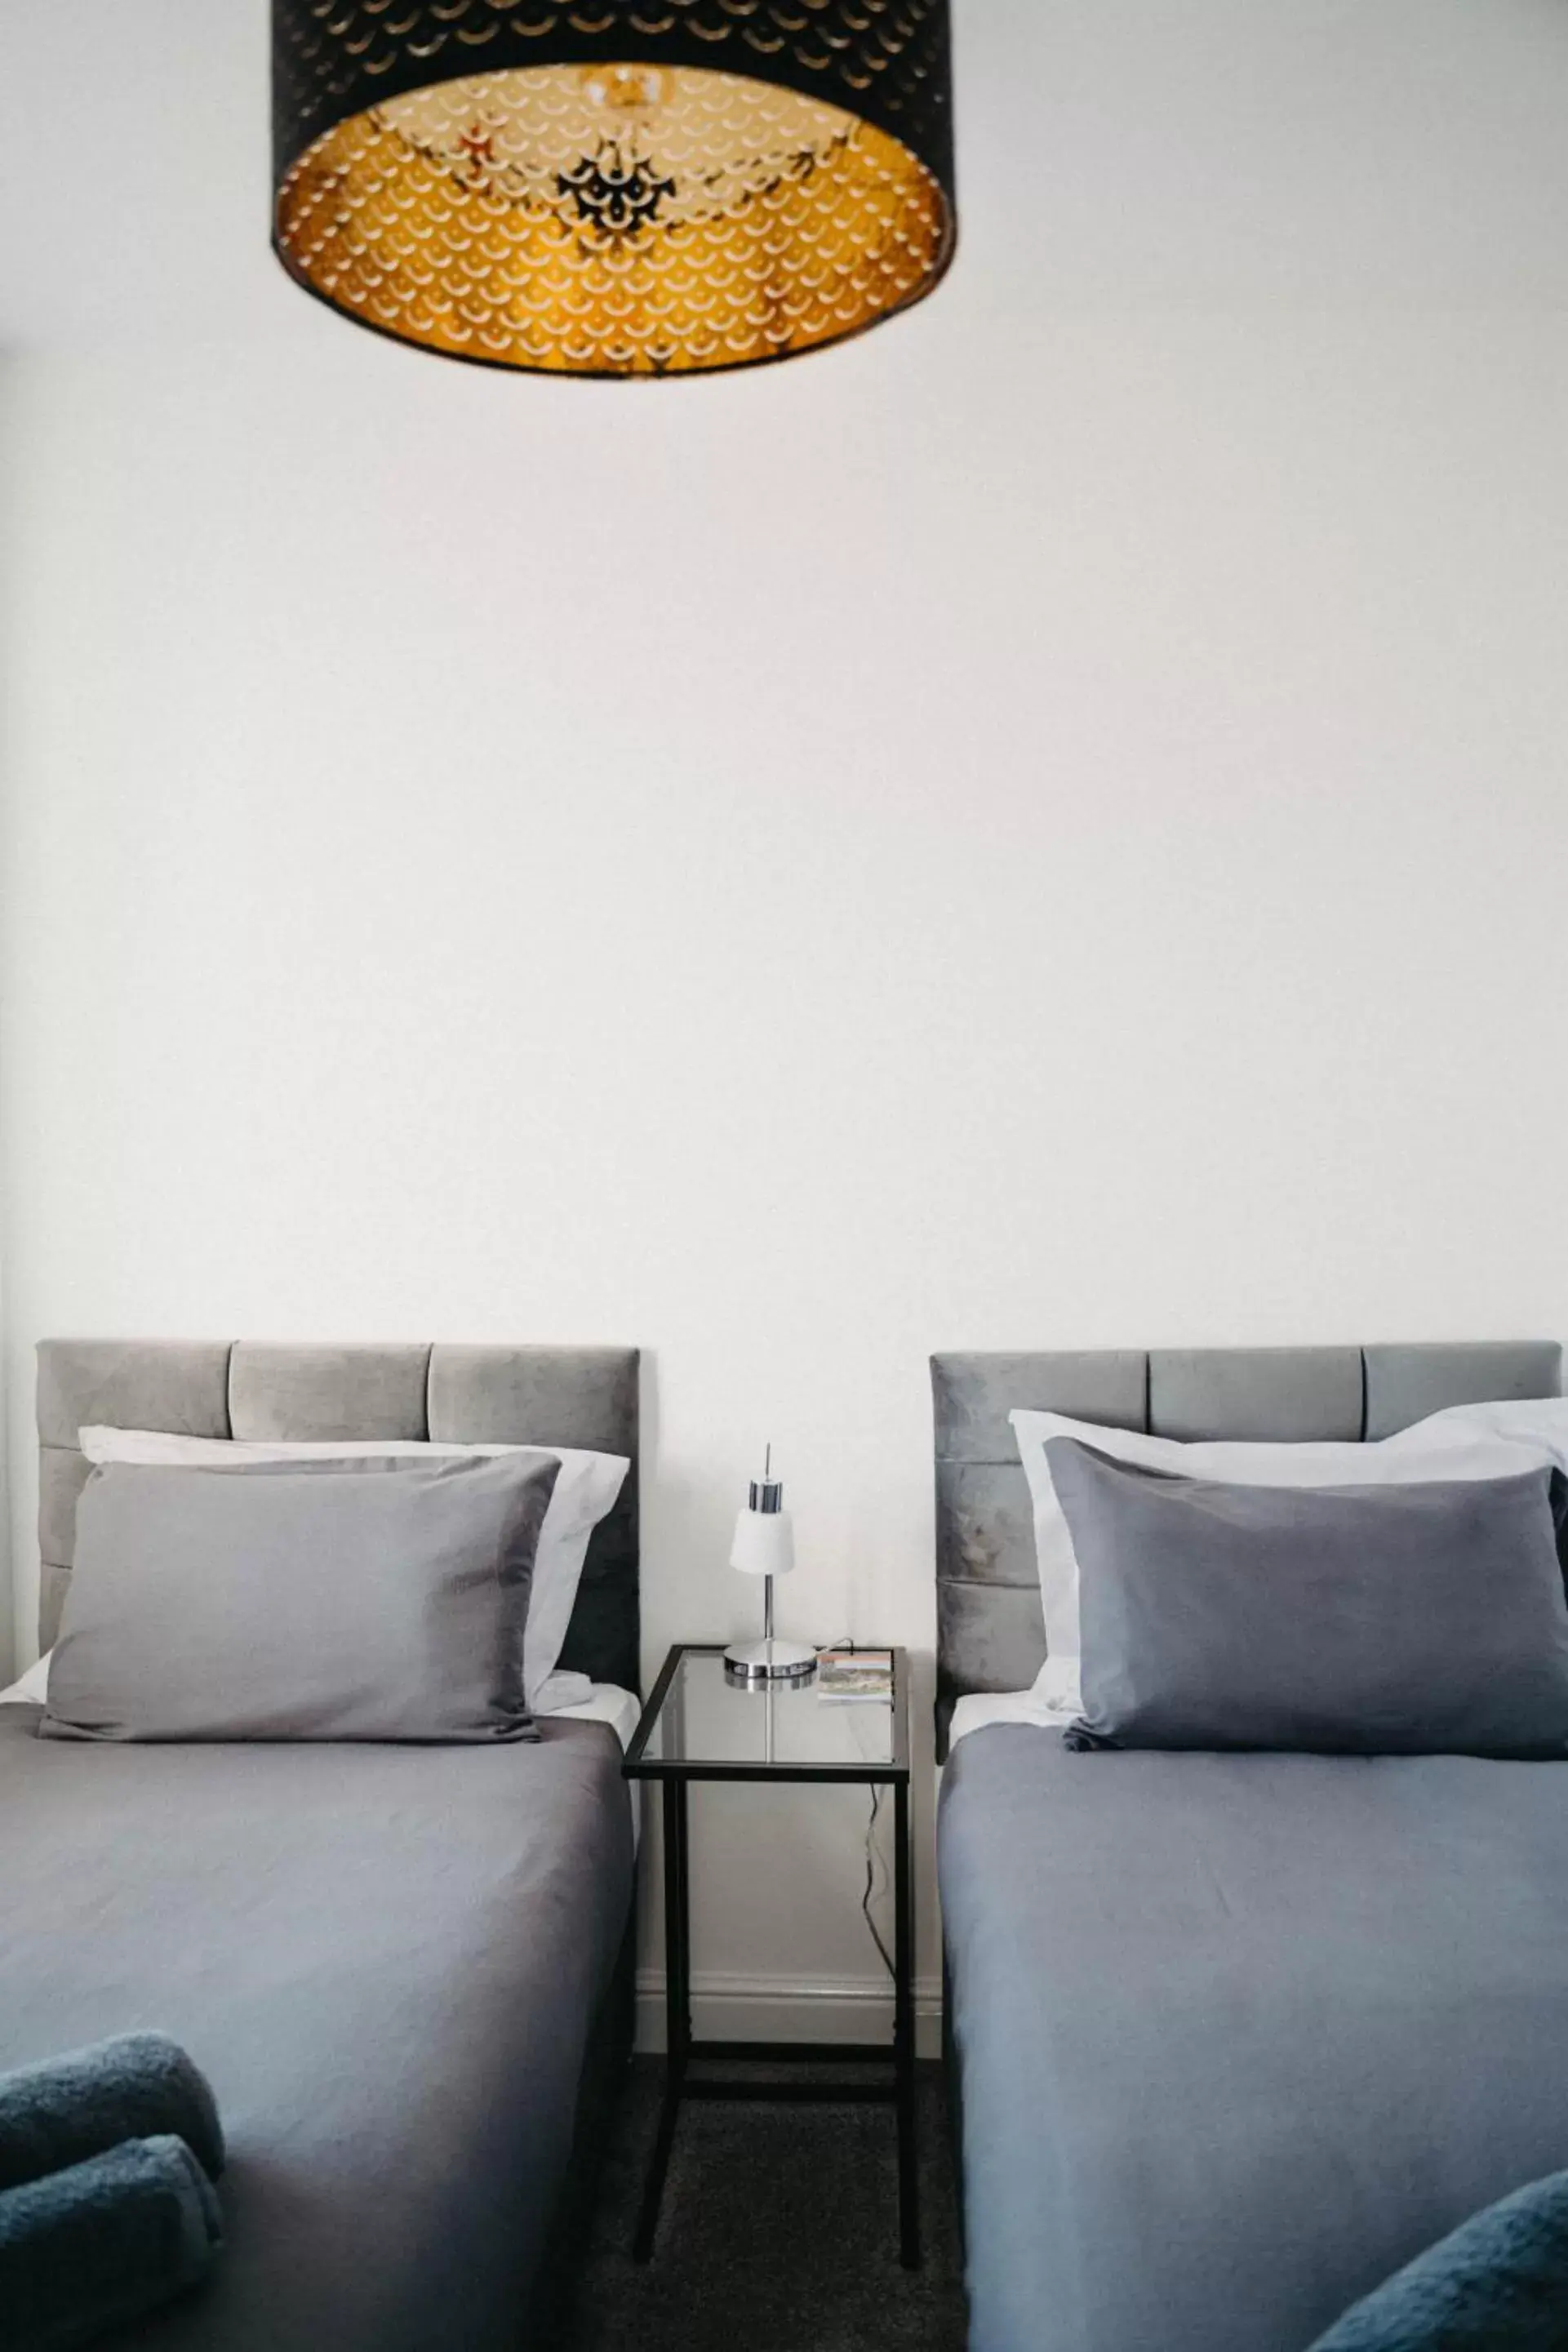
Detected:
left=623, top=1643, right=917, bottom=2268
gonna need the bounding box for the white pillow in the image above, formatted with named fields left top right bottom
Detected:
left=79, top=1429, right=629, bottom=1713
left=1383, top=1397, right=1568, bottom=1462
left=0, top=1652, right=51, bottom=1705
left=1009, top=1407, right=1553, bottom=1705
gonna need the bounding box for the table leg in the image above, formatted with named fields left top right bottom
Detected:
left=634, top=1780, right=690, bottom=2261
left=894, top=1776, right=920, bottom=2269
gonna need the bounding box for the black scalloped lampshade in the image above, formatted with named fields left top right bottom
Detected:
left=272, top=1, right=956, bottom=378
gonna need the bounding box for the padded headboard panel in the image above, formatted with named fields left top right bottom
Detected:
left=37, top=1341, right=641, bottom=1692
left=931, top=1341, right=1562, bottom=1752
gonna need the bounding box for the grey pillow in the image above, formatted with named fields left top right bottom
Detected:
left=39, top=1455, right=561, bottom=1745
left=1046, top=1437, right=1568, bottom=1758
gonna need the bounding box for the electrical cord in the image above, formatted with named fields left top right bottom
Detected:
left=863, top=1785, right=895, bottom=1983
left=820, top=1636, right=896, bottom=1986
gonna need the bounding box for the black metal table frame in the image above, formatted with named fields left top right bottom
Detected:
left=623, top=1643, right=918, bottom=2269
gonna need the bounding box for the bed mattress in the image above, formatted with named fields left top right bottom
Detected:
left=939, top=1722, right=1568, bottom=2352
left=0, top=1705, right=633, bottom=2351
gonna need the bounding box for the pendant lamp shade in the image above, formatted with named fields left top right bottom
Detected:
left=272, top=1, right=956, bottom=378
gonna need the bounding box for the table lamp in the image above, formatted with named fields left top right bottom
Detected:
left=723, top=1449, right=817, bottom=1686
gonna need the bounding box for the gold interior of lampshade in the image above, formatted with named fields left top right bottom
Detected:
left=275, top=64, right=951, bottom=376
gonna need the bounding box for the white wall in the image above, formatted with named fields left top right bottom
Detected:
left=5, top=0, right=1568, bottom=2038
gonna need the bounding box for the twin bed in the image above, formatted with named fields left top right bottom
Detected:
left=1, top=1340, right=642, bottom=2352
left=934, top=1341, right=1568, bottom=2352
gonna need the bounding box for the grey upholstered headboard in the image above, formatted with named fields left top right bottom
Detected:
left=931, top=1341, right=1562, bottom=1752
left=37, top=1341, right=641, bottom=1692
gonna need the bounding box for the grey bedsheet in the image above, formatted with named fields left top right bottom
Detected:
left=0, top=1707, right=633, bottom=2352
left=939, top=1725, right=1568, bottom=2352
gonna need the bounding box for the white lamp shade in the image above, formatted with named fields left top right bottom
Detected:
left=730, top=1508, right=795, bottom=1578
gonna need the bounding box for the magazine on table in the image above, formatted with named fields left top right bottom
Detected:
left=816, top=1649, right=894, bottom=1702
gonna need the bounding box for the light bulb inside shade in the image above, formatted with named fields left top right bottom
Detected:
left=730, top=1508, right=795, bottom=1579
left=580, top=66, right=666, bottom=113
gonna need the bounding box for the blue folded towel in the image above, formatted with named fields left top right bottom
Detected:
left=0, top=2036, right=224, bottom=2194
left=1308, top=2167, right=1568, bottom=2351
left=0, top=2133, right=222, bottom=2352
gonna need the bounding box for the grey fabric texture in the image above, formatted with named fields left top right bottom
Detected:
left=0, top=2034, right=224, bottom=2192
left=41, top=1456, right=560, bottom=1744
left=1148, top=1346, right=1363, bottom=1443
left=37, top=1343, right=233, bottom=1451
left=35, top=1341, right=641, bottom=1689
left=227, top=1345, right=432, bottom=1442
left=931, top=1352, right=1148, bottom=1467
left=39, top=1449, right=92, bottom=1576
left=38, top=1563, right=70, bottom=1654
left=0, top=1708, right=632, bottom=2352
left=939, top=1727, right=1568, bottom=2352
left=931, top=1343, right=1563, bottom=1741
left=1363, top=1344, right=1566, bottom=1443
left=1304, top=2167, right=1568, bottom=2352
left=0, top=2133, right=223, bottom=2352
left=429, top=1345, right=639, bottom=1456
left=1050, top=1439, right=1568, bottom=1757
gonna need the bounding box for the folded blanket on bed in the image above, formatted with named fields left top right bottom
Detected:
left=0, top=2133, right=223, bottom=2351
left=0, top=2036, right=224, bottom=2194
left=1308, top=2168, right=1568, bottom=2351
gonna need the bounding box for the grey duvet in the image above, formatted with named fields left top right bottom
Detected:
left=0, top=1705, right=633, bottom=2352
left=939, top=1725, right=1568, bottom=2352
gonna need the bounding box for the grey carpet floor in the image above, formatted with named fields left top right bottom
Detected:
left=561, top=2060, right=968, bottom=2352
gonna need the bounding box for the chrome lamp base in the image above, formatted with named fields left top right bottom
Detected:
left=723, top=1635, right=819, bottom=1686
left=724, top=1572, right=817, bottom=1684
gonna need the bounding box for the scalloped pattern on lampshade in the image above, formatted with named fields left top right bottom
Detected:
left=272, top=1, right=956, bottom=376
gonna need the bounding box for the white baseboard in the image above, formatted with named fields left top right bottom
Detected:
left=635, top=1969, right=944, bottom=2061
